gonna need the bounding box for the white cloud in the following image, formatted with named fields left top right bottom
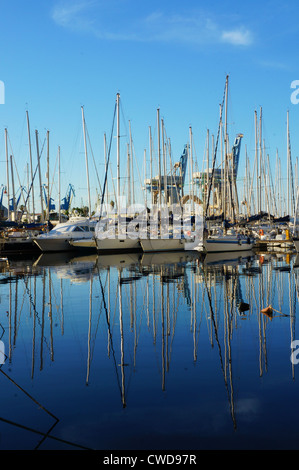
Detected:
left=51, top=2, right=254, bottom=48
left=221, top=27, right=253, bottom=46
left=51, top=1, right=97, bottom=32
left=258, top=59, right=288, bottom=70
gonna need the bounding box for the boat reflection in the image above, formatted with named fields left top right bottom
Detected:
left=0, top=249, right=297, bottom=447
left=34, top=252, right=97, bottom=283
left=203, top=249, right=254, bottom=267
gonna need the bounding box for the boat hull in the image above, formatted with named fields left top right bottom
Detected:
left=0, top=237, right=39, bottom=254
left=34, top=237, right=76, bottom=252
left=95, top=237, right=141, bottom=253
left=203, top=237, right=254, bottom=253
left=70, top=239, right=97, bottom=251
left=140, top=238, right=185, bottom=252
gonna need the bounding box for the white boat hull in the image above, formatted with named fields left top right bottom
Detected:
left=70, top=239, right=97, bottom=249
left=95, top=237, right=141, bottom=252
left=140, top=238, right=185, bottom=252
left=34, top=237, right=77, bottom=252
left=203, top=236, right=254, bottom=253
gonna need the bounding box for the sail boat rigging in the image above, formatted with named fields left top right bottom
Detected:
left=94, top=93, right=141, bottom=253
left=203, top=76, right=255, bottom=253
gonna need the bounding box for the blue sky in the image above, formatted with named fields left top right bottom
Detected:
left=0, top=0, right=298, bottom=213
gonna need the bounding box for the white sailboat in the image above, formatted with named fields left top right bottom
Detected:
left=94, top=93, right=140, bottom=253
left=203, top=229, right=254, bottom=253
left=140, top=110, right=196, bottom=253
left=202, top=75, right=255, bottom=254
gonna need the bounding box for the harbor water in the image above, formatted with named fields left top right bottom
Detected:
left=0, top=249, right=299, bottom=450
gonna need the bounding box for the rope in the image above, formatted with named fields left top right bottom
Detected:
left=205, top=76, right=227, bottom=219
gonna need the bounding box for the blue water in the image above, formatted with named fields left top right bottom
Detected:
left=0, top=249, right=298, bottom=450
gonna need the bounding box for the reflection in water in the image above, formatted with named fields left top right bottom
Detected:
left=0, top=249, right=298, bottom=449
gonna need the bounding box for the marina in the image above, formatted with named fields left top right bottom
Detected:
left=2, top=1, right=299, bottom=453
left=2, top=81, right=299, bottom=259
left=1, top=78, right=299, bottom=453
left=1, top=79, right=299, bottom=451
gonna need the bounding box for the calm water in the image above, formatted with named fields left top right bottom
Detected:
left=0, top=248, right=299, bottom=450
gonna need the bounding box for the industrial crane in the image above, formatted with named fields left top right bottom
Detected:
left=60, top=184, right=75, bottom=212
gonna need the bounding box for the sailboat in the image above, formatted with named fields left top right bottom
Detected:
left=202, top=76, right=255, bottom=254
left=203, top=228, right=254, bottom=253
left=140, top=111, right=198, bottom=253
left=0, top=126, right=50, bottom=254
left=94, top=93, right=141, bottom=253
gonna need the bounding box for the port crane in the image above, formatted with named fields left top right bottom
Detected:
left=42, top=184, right=55, bottom=212
left=145, top=145, right=189, bottom=205
left=60, top=184, right=75, bottom=212
left=9, top=186, right=26, bottom=212
left=193, top=133, right=243, bottom=217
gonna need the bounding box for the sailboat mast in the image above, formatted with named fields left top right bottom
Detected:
left=104, top=133, right=109, bottom=209
left=47, top=130, right=50, bottom=220
left=144, top=149, right=147, bottom=209
left=10, top=155, right=15, bottom=219
left=149, top=126, right=153, bottom=206
left=5, top=128, right=10, bottom=220
left=162, top=118, right=167, bottom=205
left=259, top=107, right=262, bottom=213
left=129, top=120, right=135, bottom=206
left=220, top=105, right=224, bottom=215
left=189, top=126, right=194, bottom=214
left=276, top=149, right=280, bottom=217
left=26, top=163, right=30, bottom=214
left=81, top=106, right=91, bottom=217
left=224, top=75, right=228, bottom=220
left=35, top=130, right=44, bottom=223
left=254, top=110, right=259, bottom=214
left=26, top=111, right=35, bottom=220
left=212, top=134, right=215, bottom=215
left=58, top=146, right=61, bottom=223
left=116, top=93, right=120, bottom=214
left=206, top=129, right=209, bottom=214
left=157, top=108, right=161, bottom=207
left=127, top=143, right=131, bottom=208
